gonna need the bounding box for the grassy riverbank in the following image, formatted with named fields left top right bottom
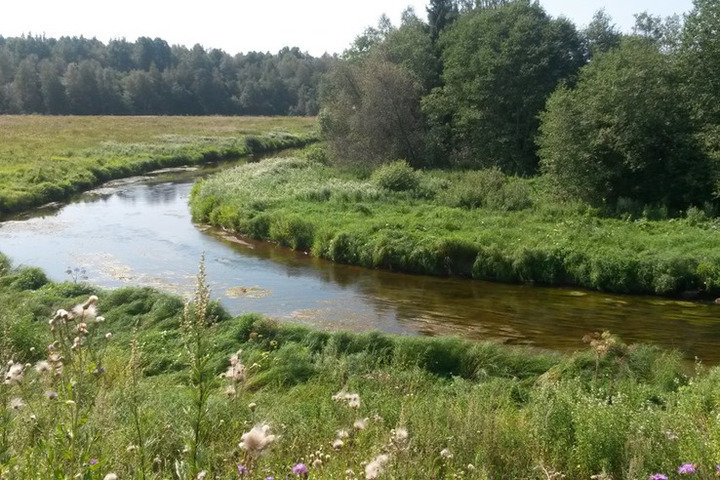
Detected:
left=189, top=153, right=720, bottom=298
left=0, top=116, right=317, bottom=216
left=2, top=255, right=720, bottom=479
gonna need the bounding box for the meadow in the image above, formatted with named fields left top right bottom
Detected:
left=190, top=153, right=720, bottom=298
left=0, top=116, right=317, bottom=216
left=3, top=253, right=720, bottom=479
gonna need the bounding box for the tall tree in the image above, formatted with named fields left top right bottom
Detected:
left=582, top=9, right=621, bottom=59
left=426, top=0, right=584, bottom=173
left=538, top=39, right=712, bottom=209
left=427, top=0, right=458, bottom=41
left=11, top=55, right=43, bottom=112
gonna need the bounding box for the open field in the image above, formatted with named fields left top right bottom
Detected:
left=2, top=254, right=719, bottom=479
left=190, top=154, right=720, bottom=297
left=0, top=116, right=317, bottom=216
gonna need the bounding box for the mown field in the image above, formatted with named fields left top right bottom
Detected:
left=2, top=254, right=720, bottom=479
left=190, top=153, right=720, bottom=298
left=0, top=115, right=317, bottom=216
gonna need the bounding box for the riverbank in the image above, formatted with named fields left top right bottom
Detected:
left=189, top=154, right=720, bottom=298
left=1, top=255, right=718, bottom=479
left=0, top=116, right=317, bottom=216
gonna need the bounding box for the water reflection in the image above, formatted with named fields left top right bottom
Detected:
left=1, top=165, right=719, bottom=362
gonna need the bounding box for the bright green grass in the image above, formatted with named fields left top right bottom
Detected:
left=1, top=255, right=719, bottom=479
left=189, top=154, right=720, bottom=297
left=0, top=115, right=317, bottom=215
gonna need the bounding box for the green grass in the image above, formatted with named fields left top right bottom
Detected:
left=189, top=153, right=720, bottom=297
left=0, top=115, right=317, bottom=216
left=2, top=255, right=720, bottom=479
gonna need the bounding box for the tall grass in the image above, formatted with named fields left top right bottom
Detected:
left=190, top=152, right=720, bottom=297
left=2, top=257, right=720, bottom=478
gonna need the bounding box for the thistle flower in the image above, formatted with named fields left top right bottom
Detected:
left=237, top=464, right=249, bottom=476
left=312, top=458, right=323, bottom=468
left=44, top=390, right=58, bottom=400
left=197, top=471, right=207, bottom=480
left=353, top=418, right=368, bottom=430
left=105, top=332, right=112, bottom=339
left=224, top=386, right=236, bottom=397
left=89, top=459, right=99, bottom=466
left=336, top=429, right=349, bottom=440
left=4, top=362, right=24, bottom=384
left=440, top=448, right=453, bottom=460
left=35, top=360, right=51, bottom=374
left=291, top=463, right=309, bottom=477
left=230, top=350, right=242, bottom=366
left=103, top=474, right=118, bottom=480
left=73, top=296, right=98, bottom=321
left=332, top=439, right=344, bottom=450
left=76, top=322, right=89, bottom=335
left=347, top=393, right=360, bottom=409
left=365, top=454, right=390, bottom=480
left=239, top=424, right=276, bottom=456
left=224, top=364, right=246, bottom=383
left=649, top=475, right=668, bottom=480
left=678, top=463, right=697, bottom=475
left=248, top=402, right=257, bottom=411
left=95, top=316, right=105, bottom=323
left=53, top=309, right=71, bottom=323
left=9, top=397, right=25, bottom=410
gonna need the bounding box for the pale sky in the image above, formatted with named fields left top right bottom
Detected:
left=0, top=0, right=695, bottom=57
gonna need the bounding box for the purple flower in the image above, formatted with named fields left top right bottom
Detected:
left=265, top=477, right=274, bottom=480
left=648, top=474, right=668, bottom=480
left=237, top=464, right=249, bottom=476
left=678, top=463, right=697, bottom=475
left=291, top=463, right=309, bottom=477
left=89, top=458, right=99, bottom=466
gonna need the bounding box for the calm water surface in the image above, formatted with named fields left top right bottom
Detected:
left=1, top=164, right=719, bottom=361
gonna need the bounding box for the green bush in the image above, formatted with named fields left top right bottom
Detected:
left=371, top=160, right=421, bottom=192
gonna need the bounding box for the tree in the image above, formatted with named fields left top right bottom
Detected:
left=11, top=55, right=43, bottom=112
left=427, top=0, right=458, bottom=41
left=320, top=57, right=425, bottom=168
left=64, top=60, right=102, bottom=114
left=582, top=9, right=621, bottom=59
left=427, top=0, right=584, bottom=173
left=38, top=59, right=66, bottom=113
left=538, top=39, right=712, bottom=210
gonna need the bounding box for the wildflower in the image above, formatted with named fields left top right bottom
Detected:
left=224, top=363, right=246, bottom=383
left=648, top=475, right=668, bottom=480
left=230, top=350, right=242, bottom=366
left=89, top=459, right=99, bottom=466
left=105, top=332, right=112, bottom=339
left=44, top=390, right=58, bottom=400
left=239, top=424, right=276, bottom=456
left=678, top=463, right=697, bottom=475
left=345, top=469, right=355, bottom=478
left=365, top=454, right=390, bottom=480
left=347, top=393, right=360, bottom=409
left=103, top=474, right=118, bottom=480
left=313, top=458, right=323, bottom=468
left=336, top=429, right=349, bottom=440
left=95, top=316, right=105, bottom=323
left=4, top=362, right=24, bottom=384
left=53, top=309, right=71, bottom=322
left=237, top=464, right=249, bottom=476
left=265, top=477, right=274, bottom=480
left=73, top=297, right=98, bottom=321
left=332, top=439, right=344, bottom=450
left=35, top=360, right=51, bottom=374
left=291, top=463, right=309, bottom=477
left=77, top=322, right=89, bottom=335
left=224, top=386, right=236, bottom=397
left=440, top=448, right=453, bottom=460
left=248, top=402, right=257, bottom=411
left=126, top=445, right=137, bottom=453
left=353, top=418, right=368, bottom=430
left=9, top=397, right=25, bottom=410
left=72, top=336, right=82, bottom=349
left=197, top=471, right=207, bottom=480
left=467, top=464, right=476, bottom=471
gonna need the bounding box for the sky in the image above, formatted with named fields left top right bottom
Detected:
left=0, top=0, right=695, bottom=57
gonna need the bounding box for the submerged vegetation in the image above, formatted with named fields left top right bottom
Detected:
left=0, top=115, right=317, bottom=216
left=2, top=255, right=720, bottom=479
left=190, top=153, right=720, bottom=297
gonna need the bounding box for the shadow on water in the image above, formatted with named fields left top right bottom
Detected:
left=2, top=153, right=719, bottom=362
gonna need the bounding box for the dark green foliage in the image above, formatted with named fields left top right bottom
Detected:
left=539, top=38, right=713, bottom=210
left=426, top=0, right=584, bottom=174
left=0, top=35, right=334, bottom=115
left=5, top=266, right=49, bottom=290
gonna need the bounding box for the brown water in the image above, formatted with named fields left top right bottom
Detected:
left=1, top=163, right=719, bottom=361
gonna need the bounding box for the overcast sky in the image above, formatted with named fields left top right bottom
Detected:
left=0, top=0, right=695, bottom=57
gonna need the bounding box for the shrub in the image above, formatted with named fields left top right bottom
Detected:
left=371, top=160, right=421, bottom=192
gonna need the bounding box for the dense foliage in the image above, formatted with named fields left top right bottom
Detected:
left=320, top=0, right=720, bottom=212
left=0, top=35, right=335, bottom=115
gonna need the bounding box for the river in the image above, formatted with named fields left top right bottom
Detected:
left=1, top=160, right=719, bottom=362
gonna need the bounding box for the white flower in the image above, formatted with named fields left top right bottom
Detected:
left=353, top=418, right=368, bottom=430
left=105, top=332, right=112, bottom=339
left=103, top=474, right=118, bottom=480
left=440, top=448, right=453, bottom=459
left=365, top=454, right=390, bottom=480
left=392, top=427, right=408, bottom=445
left=95, top=316, right=105, bottom=323
left=332, top=439, right=344, bottom=450
left=248, top=402, right=257, bottom=411
left=197, top=471, right=207, bottom=480
left=35, top=361, right=51, bottom=374
left=4, top=362, right=24, bottom=384
left=9, top=397, right=25, bottom=410
left=346, top=393, right=360, bottom=409
left=239, top=424, right=276, bottom=456
left=336, top=429, right=349, bottom=439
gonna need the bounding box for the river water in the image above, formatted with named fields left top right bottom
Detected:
left=2, top=162, right=719, bottom=361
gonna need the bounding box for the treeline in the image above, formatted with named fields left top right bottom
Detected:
left=321, top=0, right=720, bottom=213
left=0, top=35, right=335, bottom=115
